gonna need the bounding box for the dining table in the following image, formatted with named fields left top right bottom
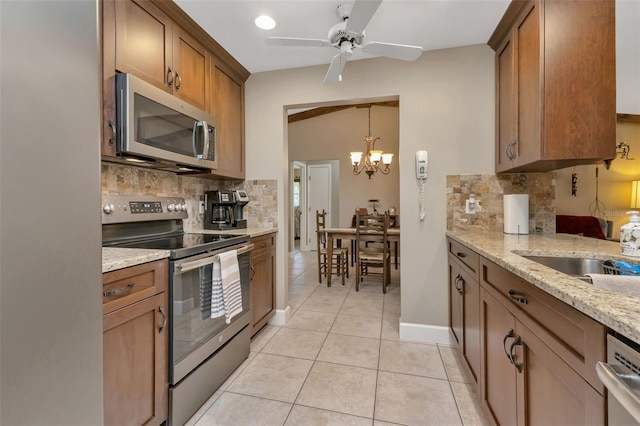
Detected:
left=322, top=227, right=400, bottom=287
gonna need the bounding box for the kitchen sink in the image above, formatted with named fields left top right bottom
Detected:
left=521, top=255, right=605, bottom=282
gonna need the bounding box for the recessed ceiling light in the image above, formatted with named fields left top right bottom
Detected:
left=255, top=15, right=276, bottom=30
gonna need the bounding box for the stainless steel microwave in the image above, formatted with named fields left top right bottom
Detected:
left=116, top=73, right=217, bottom=170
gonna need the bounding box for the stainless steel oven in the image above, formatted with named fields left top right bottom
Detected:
left=169, top=242, right=252, bottom=426
left=102, top=195, right=252, bottom=426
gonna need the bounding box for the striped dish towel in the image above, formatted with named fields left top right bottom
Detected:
left=210, top=259, right=226, bottom=320
left=219, top=250, right=243, bottom=324
left=200, top=267, right=213, bottom=320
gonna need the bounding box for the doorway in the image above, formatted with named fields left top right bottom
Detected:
left=307, top=163, right=332, bottom=251
left=292, top=162, right=307, bottom=251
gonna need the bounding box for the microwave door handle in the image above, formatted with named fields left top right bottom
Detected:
left=193, top=121, right=206, bottom=159
left=202, top=121, right=210, bottom=160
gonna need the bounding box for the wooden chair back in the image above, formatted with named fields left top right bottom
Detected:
left=355, top=212, right=389, bottom=250
left=316, top=209, right=327, bottom=250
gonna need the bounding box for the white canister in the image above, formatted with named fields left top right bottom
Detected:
left=504, top=194, right=529, bottom=234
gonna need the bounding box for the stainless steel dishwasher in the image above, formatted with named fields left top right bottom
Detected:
left=597, top=334, right=640, bottom=425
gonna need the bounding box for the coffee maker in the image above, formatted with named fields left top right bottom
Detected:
left=204, top=190, right=249, bottom=230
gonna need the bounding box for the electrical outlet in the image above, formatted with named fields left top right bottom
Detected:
left=199, top=201, right=205, bottom=214
left=465, top=195, right=481, bottom=214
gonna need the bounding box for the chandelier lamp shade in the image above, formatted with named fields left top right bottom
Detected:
left=350, top=107, right=393, bottom=179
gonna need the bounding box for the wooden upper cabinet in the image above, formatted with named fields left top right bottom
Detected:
left=114, top=0, right=208, bottom=108
left=490, top=0, right=616, bottom=173
left=172, top=28, right=207, bottom=110
left=209, top=57, right=246, bottom=179
left=114, top=0, right=173, bottom=93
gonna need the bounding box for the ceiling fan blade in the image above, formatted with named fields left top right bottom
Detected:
left=345, top=0, right=382, bottom=34
left=361, top=42, right=423, bottom=61
left=324, top=52, right=349, bottom=84
left=266, top=37, right=329, bottom=48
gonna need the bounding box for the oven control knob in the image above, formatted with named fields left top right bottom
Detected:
left=167, top=203, right=176, bottom=212
left=179, top=203, right=187, bottom=212
left=103, top=204, right=115, bottom=214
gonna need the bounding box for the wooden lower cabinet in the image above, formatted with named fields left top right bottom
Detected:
left=102, top=259, right=168, bottom=426
left=250, top=233, right=276, bottom=336
left=480, top=287, right=605, bottom=426
left=448, top=246, right=481, bottom=386
left=461, top=268, right=481, bottom=384
left=481, top=287, right=518, bottom=426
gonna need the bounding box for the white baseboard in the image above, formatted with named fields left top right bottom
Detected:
left=399, top=321, right=456, bottom=345
left=269, top=306, right=291, bottom=326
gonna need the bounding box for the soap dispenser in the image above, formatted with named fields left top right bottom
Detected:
left=620, top=211, right=640, bottom=257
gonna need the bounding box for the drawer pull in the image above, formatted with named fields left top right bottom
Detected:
left=250, top=266, right=255, bottom=282
left=503, top=328, right=515, bottom=362
left=455, top=252, right=466, bottom=258
left=509, top=336, right=523, bottom=373
left=103, top=283, right=134, bottom=297
left=158, top=306, right=167, bottom=333
left=508, top=290, right=528, bottom=305
left=454, top=275, right=464, bottom=295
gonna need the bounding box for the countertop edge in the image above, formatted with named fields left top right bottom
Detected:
left=102, top=247, right=171, bottom=273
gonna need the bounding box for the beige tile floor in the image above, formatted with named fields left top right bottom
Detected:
left=186, top=250, right=489, bottom=426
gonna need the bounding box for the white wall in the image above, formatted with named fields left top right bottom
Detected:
left=244, top=45, right=495, bottom=337
left=0, top=1, right=103, bottom=423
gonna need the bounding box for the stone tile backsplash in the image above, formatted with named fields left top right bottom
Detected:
left=446, top=173, right=556, bottom=233
left=101, top=162, right=278, bottom=231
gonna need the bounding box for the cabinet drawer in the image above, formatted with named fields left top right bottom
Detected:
left=448, top=238, right=479, bottom=280
left=480, top=258, right=606, bottom=393
left=250, top=233, right=275, bottom=257
left=103, top=259, right=168, bottom=315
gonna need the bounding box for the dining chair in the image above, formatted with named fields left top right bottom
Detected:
left=355, top=211, right=391, bottom=293
left=316, top=210, right=349, bottom=286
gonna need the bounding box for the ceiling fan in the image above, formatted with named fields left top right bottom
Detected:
left=266, top=0, right=423, bottom=84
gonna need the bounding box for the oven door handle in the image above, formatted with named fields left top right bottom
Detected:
left=597, top=361, right=640, bottom=423
left=174, top=243, right=254, bottom=274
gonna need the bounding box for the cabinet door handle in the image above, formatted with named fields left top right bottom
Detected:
left=506, top=139, right=517, bottom=160
left=158, top=306, right=167, bottom=333
left=108, top=119, right=116, bottom=146
left=455, top=252, right=466, bottom=258
left=508, top=290, right=528, bottom=305
left=167, top=67, right=174, bottom=88
left=103, top=282, right=134, bottom=297
left=509, top=336, right=523, bottom=373
left=503, top=328, right=515, bottom=363
left=175, top=72, right=182, bottom=91
left=250, top=266, right=255, bottom=282
left=456, top=275, right=464, bottom=295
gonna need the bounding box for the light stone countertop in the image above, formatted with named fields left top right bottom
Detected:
left=102, top=247, right=170, bottom=273
left=446, top=229, right=640, bottom=343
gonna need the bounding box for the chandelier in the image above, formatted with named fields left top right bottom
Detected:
left=349, top=107, right=393, bottom=179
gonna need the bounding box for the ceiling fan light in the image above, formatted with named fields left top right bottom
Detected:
left=350, top=151, right=363, bottom=165
left=255, top=15, right=276, bottom=30
left=381, top=153, right=393, bottom=165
